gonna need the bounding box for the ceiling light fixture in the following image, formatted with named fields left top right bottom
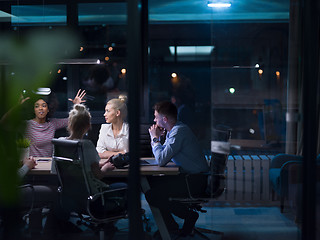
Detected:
left=207, top=1, right=231, bottom=8
left=33, top=88, right=51, bottom=95
left=169, top=46, right=214, bottom=56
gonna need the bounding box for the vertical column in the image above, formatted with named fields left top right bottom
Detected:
left=301, top=0, right=319, bottom=239
left=66, top=0, right=78, bottom=29
left=66, top=0, right=79, bottom=109
left=141, top=0, right=149, bottom=122
left=127, top=0, right=144, bottom=239
left=285, top=0, right=301, bottom=154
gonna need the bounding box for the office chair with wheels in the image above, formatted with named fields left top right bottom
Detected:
left=170, top=127, right=231, bottom=240
left=52, top=138, right=128, bottom=240
left=171, top=153, right=228, bottom=240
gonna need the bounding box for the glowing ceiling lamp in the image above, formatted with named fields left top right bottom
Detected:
left=33, top=88, right=51, bottom=95
left=169, top=46, right=214, bottom=56
left=207, top=1, right=231, bottom=8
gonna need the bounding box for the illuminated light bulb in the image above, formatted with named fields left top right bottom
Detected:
left=171, top=72, right=177, bottom=78
left=255, top=64, right=259, bottom=68
left=229, top=87, right=235, bottom=94
left=57, top=69, right=61, bottom=74
left=97, top=60, right=101, bottom=64
left=80, top=47, right=84, bottom=52
left=171, top=73, right=179, bottom=85
left=121, top=68, right=126, bottom=74
left=258, top=69, right=263, bottom=75
left=63, top=77, right=67, bottom=81
left=105, top=56, right=110, bottom=61
left=108, top=47, right=113, bottom=51
left=276, top=71, right=280, bottom=76
left=249, top=128, right=255, bottom=134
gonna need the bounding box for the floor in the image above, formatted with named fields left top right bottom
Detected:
left=8, top=196, right=301, bottom=240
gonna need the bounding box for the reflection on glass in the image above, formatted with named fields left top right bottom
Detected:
left=11, top=5, right=66, bottom=25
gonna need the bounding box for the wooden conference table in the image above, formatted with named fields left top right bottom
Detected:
left=29, top=157, right=179, bottom=240
left=30, top=157, right=179, bottom=176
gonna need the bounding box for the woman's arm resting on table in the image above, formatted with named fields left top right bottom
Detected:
left=98, top=150, right=125, bottom=159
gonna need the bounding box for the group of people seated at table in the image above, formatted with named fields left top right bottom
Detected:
left=12, top=88, right=209, bottom=238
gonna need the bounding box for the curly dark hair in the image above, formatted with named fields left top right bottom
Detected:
left=28, top=92, right=58, bottom=121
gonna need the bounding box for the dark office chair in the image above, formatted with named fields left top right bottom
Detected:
left=269, top=154, right=320, bottom=215
left=51, top=138, right=128, bottom=240
left=170, top=127, right=231, bottom=239
left=269, top=154, right=303, bottom=212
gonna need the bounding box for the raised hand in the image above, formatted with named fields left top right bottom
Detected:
left=149, top=124, right=162, bottom=139
left=68, top=89, right=86, bottom=104
left=19, top=95, right=30, bottom=105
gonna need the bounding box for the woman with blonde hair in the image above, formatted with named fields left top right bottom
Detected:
left=58, top=104, right=126, bottom=233
left=96, top=95, right=129, bottom=159
left=66, top=104, right=115, bottom=176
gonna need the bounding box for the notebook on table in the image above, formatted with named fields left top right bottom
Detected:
left=140, top=158, right=158, bottom=166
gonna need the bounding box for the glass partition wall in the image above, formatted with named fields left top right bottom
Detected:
left=1, top=0, right=319, bottom=239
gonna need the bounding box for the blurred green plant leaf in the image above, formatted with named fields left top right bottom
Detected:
left=0, top=29, right=78, bottom=206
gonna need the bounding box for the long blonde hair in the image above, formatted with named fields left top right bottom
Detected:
left=107, top=95, right=128, bottom=120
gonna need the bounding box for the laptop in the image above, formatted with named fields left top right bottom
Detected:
left=140, top=158, right=158, bottom=166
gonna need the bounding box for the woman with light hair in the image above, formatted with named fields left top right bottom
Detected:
left=96, top=95, right=129, bottom=159
left=66, top=104, right=115, bottom=177
left=60, top=104, right=126, bottom=233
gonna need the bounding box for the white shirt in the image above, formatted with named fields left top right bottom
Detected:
left=96, top=122, right=129, bottom=154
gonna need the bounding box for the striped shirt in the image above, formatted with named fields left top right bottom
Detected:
left=25, top=118, right=68, bottom=157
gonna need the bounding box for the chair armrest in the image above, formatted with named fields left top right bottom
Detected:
left=277, top=161, right=303, bottom=194
left=88, top=187, right=127, bottom=202
left=86, top=187, right=127, bottom=222
left=270, top=154, right=302, bottom=169
left=280, top=160, right=302, bottom=174
left=19, top=184, right=34, bottom=190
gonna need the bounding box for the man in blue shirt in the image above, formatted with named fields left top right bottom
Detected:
left=146, top=101, right=209, bottom=237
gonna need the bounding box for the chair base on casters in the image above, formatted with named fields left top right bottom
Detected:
left=193, top=226, right=224, bottom=239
